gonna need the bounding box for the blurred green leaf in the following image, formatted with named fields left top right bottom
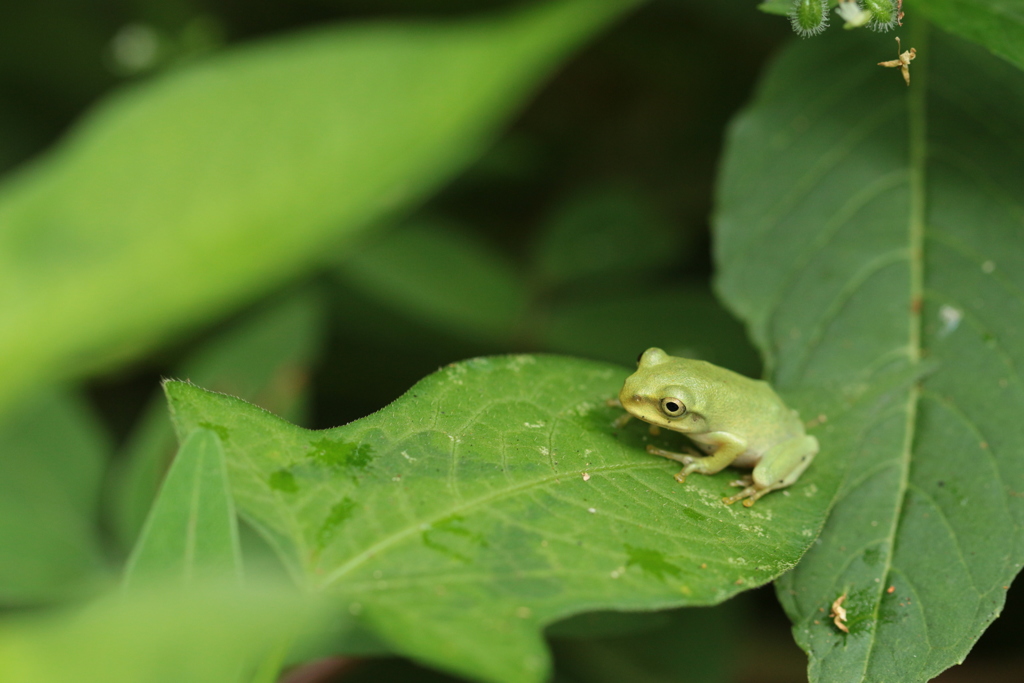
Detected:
left=715, top=23, right=1024, bottom=682
left=545, top=609, right=676, bottom=640
left=341, top=657, right=465, bottom=683
left=109, top=290, right=322, bottom=551
left=0, top=0, right=638, bottom=410
left=757, top=0, right=794, bottom=17
left=542, top=285, right=761, bottom=375
left=338, top=221, right=528, bottom=343
left=0, top=582, right=325, bottom=683
left=909, top=0, right=1024, bottom=71
left=123, top=428, right=240, bottom=590
left=322, top=277, right=500, bottom=425
left=0, top=390, right=110, bottom=604
left=531, top=186, right=680, bottom=288
left=164, top=354, right=831, bottom=683
left=550, top=605, right=738, bottom=683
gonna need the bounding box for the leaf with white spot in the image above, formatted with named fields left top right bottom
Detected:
left=715, top=23, right=1024, bottom=683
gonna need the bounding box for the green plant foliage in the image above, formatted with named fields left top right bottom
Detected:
left=549, top=605, right=738, bottom=683
left=715, top=22, right=1024, bottom=682
left=909, top=0, right=1024, bottom=71
left=8, top=0, right=1024, bottom=678
left=335, top=186, right=757, bottom=373
left=0, top=0, right=636, bottom=411
left=542, top=286, right=762, bottom=375
left=530, top=186, right=681, bottom=288
left=338, top=221, right=528, bottom=344
left=0, top=582, right=325, bottom=683
left=0, top=390, right=111, bottom=604
left=163, top=355, right=833, bottom=683
left=123, top=428, right=240, bottom=590
left=758, top=0, right=795, bottom=17
left=109, top=290, right=323, bottom=551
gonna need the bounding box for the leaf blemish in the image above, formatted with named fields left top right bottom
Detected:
left=308, top=437, right=374, bottom=473
left=422, top=515, right=488, bottom=563
left=625, top=545, right=683, bottom=581
left=938, top=304, right=962, bottom=337
left=317, top=496, right=358, bottom=547
left=198, top=421, right=230, bottom=441
left=681, top=507, right=708, bottom=522
left=268, top=468, right=299, bottom=493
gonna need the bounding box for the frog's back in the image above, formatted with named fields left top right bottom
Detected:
left=672, top=357, right=802, bottom=446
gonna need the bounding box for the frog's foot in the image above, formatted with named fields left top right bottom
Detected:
left=729, top=474, right=753, bottom=488
left=673, top=459, right=728, bottom=484
left=612, top=412, right=633, bottom=429
left=724, top=434, right=818, bottom=506
left=722, top=484, right=770, bottom=507
left=675, top=462, right=716, bottom=483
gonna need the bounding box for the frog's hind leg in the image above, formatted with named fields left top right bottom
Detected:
left=728, top=474, right=754, bottom=489
left=724, top=435, right=818, bottom=507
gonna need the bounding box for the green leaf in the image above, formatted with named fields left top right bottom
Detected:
left=0, top=390, right=111, bottom=604
left=530, top=186, right=681, bottom=288
left=758, top=0, right=795, bottom=17
left=164, top=355, right=830, bottom=683
left=909, top=0, right=1024, bottom=71
left=549, top=604, right=738, bottom=683
left=714, top=23, right=1024, bottom=682
left=123, top=428, right=241, bottom=589
left=337, top=220, right=528, bottom=343
left=0, top=0, right=637, bottom=410
left=0, top=582, right=325, bottom=683
left=109, top=290, right=323, bottom=551
left=541, top=285, right=762, bottom=375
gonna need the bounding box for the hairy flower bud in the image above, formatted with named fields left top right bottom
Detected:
left=789, top=0, right=829, bottom=38
left=864, top=0, right=899, bottom=31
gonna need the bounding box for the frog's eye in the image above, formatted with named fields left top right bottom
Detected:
left=660, top=397, right=686, bottom=417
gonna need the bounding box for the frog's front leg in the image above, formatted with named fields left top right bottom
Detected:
left=724, top=435, right=818, bottom=507
left=609, top=399, right=660, bottom=435
left=650, top=432, right=746, bottom=484
left=645, top=443, right=701, bottom=466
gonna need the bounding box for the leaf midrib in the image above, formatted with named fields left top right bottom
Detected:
left=319, top=459, right=668, bottom=589
left=859, top=20, right=929, bottom=681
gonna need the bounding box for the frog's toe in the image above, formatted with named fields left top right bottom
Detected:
left=729, top=475, right=754, bottom=488
left=723, top=485, right=771, bottom=507
left=722, top=485, right=757, bottom=506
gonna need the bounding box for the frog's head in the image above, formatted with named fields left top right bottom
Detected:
left=618, top=348, right=708, bottom=433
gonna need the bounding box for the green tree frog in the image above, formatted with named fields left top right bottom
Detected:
left=617, top=348, right=818, bottom=507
